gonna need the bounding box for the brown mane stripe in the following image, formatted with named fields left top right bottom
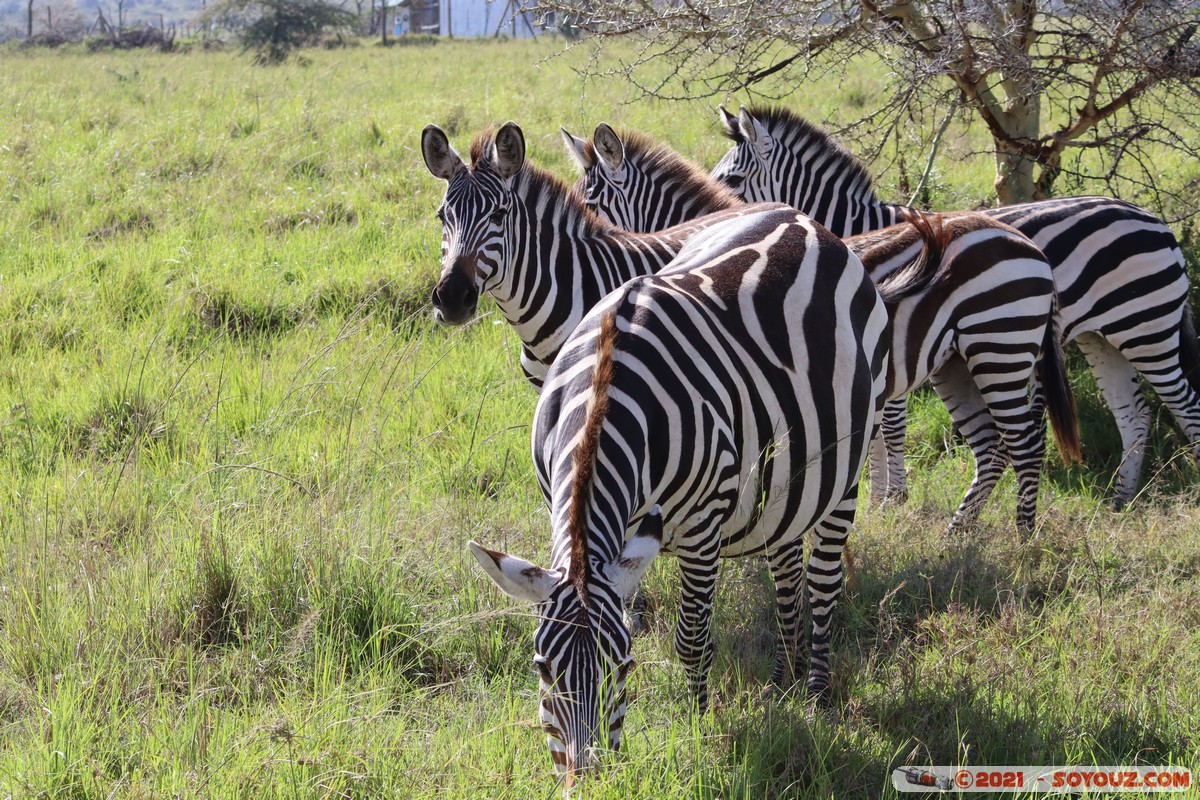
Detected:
left=567, top=309, right=619, bottom=604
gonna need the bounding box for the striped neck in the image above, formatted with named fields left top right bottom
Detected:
left=488, top=166, right=681, bottom=386
left=713, top=106, right=910, bottom=237
left=578, top=130, right=741, bottom=233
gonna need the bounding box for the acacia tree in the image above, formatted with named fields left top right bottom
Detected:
left=540, top=1, right=1200, bottom=213
left=201, top=0, right=355, bottom=63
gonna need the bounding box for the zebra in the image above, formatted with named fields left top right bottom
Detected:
left=420, top=120, right=856, bottom=633
left=468, top=197, right=898, bottom=780
left=422, top=121, right=776, bottom=389
left=709, top=104, right=1200, bottom=508
left=563, top=123, right=1081, bottom=530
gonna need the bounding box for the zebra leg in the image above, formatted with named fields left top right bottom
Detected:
left=868, top=433, right=888, bottom=505
left=930, top=356, right=1007, bottom=531
left=674, top=552, right=720, bottom=713
left=959, top=347, right=1045, bottom=531
left=881, top=397, right=909, bottom=504
left=1117, top=327, right=1200, bottom=490
left=765, top=538, right=807, bottom=688
left=1076, top=333, right=1151, bottom=508
left=980, top=387, right=1043, bottom=532
left=806, top=484, right=858, bottom=702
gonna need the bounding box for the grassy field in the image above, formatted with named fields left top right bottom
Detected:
left=0, top=38, right=1198, bottom=799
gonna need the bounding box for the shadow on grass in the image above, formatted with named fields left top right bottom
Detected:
left=694, top=540, right=1193, bottom=799
left=704, top=682, right=1182, bottom=800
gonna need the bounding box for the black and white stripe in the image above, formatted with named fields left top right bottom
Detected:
left=469, top=199, right=891, bottom=779
left=711, top=105, right=1200, bottom=506
left=421, top=121, right=767, bottom=390
left=566, top=124, right=1080, bottom=530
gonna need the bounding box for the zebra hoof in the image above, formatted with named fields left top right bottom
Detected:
left=805, top=677, right=834, bottom=707
left=624, top=591, right=650, bottom=636
left=944, top=515, right=978, bottom=538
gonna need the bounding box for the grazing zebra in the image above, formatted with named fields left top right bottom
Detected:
left=421, top=120, right=848, bottom=632
left=469, top=199, right=896, bottom=780
left=564, top=123, right=1080, bottom=530
left=710, top=105, right=1200, bottom=507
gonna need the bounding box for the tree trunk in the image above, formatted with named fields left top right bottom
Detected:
left=992, top=84, right=1041, bottom=205
left=26, top=0, right=33, bottom=37
left=994, top=140, right=1037, bottom=205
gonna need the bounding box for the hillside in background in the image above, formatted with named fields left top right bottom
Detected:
left=0, top=0, right=202, bottom=38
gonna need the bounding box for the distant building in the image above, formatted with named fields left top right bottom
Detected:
left=393, top=0, right=539, bottom=37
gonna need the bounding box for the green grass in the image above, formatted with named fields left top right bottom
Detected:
left=0, top=38, right=1198, bottom=799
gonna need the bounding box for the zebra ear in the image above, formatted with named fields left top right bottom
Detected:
left=592, top=123, right=625, bottom=175
left=560, top=127, right=594, bottom=172
left=737, top=106, right=772, bottom=155
left=718, top=105, right=742, bottom=142
left=468, top=541, right=560, bottom=604
left=422, top=124, right=465, bottom=181
left=492, top=121, right=526, bottom=181
left=605, top=506, right=664, bottom=600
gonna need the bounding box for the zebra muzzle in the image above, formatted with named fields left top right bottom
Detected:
left=430, top=258, right=480, bottom=325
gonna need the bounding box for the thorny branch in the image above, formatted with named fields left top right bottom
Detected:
left=536, top=0, right=1200, bottom=218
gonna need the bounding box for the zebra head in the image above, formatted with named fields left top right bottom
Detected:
left=710, top=105, right=776, bottom=202
left=561, top=122, right=638, bottom=230
left=421, top=121, right=525, bottom=326
left=467, top=509, right=663, bottom=782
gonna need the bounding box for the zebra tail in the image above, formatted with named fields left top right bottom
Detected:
left=1178, top=297, right=1200, bottom=396
left=1040, top=304, right=1082, bottom=463
left=874, top=209, right=951, bottom=304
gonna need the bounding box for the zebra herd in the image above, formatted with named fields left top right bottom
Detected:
left=421, top=107, right=1200, bottom=782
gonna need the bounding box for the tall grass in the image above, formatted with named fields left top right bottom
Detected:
left=0, top=39, right=1197, bottom=799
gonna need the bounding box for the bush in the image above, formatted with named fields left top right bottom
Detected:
left=202, top=0, right=357, bottom=64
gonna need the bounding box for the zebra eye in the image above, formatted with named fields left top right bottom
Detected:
left=723, top=174, right=745, bottom=190
left=435, top=207, right=446, bottom=222
left=489, top=209, right=507, bottom=224
left=533, top=657, right=553, bottom=684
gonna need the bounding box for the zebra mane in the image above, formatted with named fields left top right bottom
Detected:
left=468, top=125, right=499, bottom=166
left=566, top=308, right=619, bottom=606
left=730, top=105, right=879, bottom=202
left=469, top=126, right=607, bottom=235
left=611, top=128, right=740, bottom=212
